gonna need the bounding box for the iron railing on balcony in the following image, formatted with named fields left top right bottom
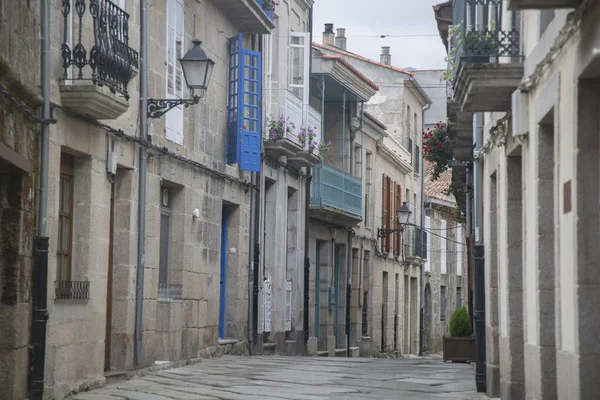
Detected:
left=55, top=280, right=90, bottom=301
left=158, top=282, right=183, bottom=300
left=403, top=225, right=428, bottom=260
left=255, top=0, right=275, bottom=19
left=449, top=0, right=521, bottom=90
left=61, top=0, right=139, bottom=99
left=311, top=162, right=362, bottom=217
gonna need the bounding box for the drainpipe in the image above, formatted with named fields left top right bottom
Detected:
left=303, top=3, right=314, bottom=351
left=418, top=102, right=431, bottom=356
left=466, top=170, right=474, bottom=330
left=250, top=170, right=260, bottom=350
left=473, top=112, right=486, bottom=393
left=345, top=102, right=362, bottom=357
left=134, top=0, right=148, bottom=367
left=30, top=0, right=51, bottom=396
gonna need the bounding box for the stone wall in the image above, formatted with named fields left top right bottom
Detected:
left=0, top=1, right=41, bottom=398
left=423, top=205, right=467, bottom=354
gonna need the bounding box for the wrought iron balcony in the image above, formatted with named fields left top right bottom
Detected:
left=403, top=225, right=428, bottom=264
left=449, top=0, right=524, bottom=112
left=55, top=280, right=90, bottom=301
left=310, top=163, right=362, bottom=226
left=158, top=282, right=183, bottom=300
left=61, top=0, right=138, bottom=101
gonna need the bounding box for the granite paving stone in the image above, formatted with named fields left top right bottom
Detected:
left=71, top=356, right=485, bottom=400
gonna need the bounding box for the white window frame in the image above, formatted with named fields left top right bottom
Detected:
left=289, top=32, right=310, bottom=106
left=165, top=0, right=184, bottom=145
left=441, top=219, right=447, bottom=274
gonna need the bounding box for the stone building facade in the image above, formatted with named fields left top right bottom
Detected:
left=312, top=27, right=432, bottom=357
left=257, top=0, right=316, bottom=355
left=422, top=169, right=467, bottom=354
left=0, top=0, right=281, bottom=398
left=443, top=0, right=600, bottom=398
left=0, top=2, right=41, bottom=398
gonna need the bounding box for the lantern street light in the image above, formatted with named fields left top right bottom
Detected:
left=147, top=40, right=215, bottom=119
left=378, top=201, right=412, bottom=239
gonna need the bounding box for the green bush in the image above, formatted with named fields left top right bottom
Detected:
left=449, top=307, right=472, bottom=337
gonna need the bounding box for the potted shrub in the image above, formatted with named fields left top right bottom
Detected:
left=443, top=307, right=475, bottom=362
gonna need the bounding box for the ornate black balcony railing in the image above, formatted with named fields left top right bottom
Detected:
left=55, top=280, right=90, bottom=301
left=158, top=282, right=183, bottom=300
left=61, top=0, right=138, bottom=99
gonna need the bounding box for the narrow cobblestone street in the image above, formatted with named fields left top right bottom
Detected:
left=72, top=356, right=483, bottom=400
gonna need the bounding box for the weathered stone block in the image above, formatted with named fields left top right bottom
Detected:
left=156, top=301, right=171, bottom=332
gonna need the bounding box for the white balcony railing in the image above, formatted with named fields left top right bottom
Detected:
left=267, top=89, right=322, bottom=150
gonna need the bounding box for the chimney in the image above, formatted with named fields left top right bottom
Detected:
left=323, top=23, right=335, bottom=46
left=335, top=28, right=347, bottom=50
left=380, top=46, right=391, bottom=66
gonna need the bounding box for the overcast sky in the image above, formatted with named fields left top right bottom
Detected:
left=313, top=0, right=447, bottom=70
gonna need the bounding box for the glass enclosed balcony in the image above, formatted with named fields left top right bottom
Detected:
left=310, top=163, right=362, bottom=227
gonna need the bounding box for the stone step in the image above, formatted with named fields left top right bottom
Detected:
left=263, top=342, right=277, bottom=355
left=104, top=371, right=128, bottom=386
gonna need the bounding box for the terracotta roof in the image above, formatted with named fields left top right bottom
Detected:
left=313, top=42, right=414, bottom=77
left=363, top=112, right=387, bottom=130
left=320, top=55, right=380, bottom=91
left=424, top=168, right=456, bottom=205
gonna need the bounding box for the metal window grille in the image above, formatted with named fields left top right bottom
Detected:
left=157, top=283, right=183, bottom=300
left=55, top=280, right=90, bottom=300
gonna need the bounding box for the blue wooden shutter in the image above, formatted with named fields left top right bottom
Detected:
left=226, top=35, right=262, bottom=172
left=226, top=35, right=241, bottom=165
left=239, top=47, right=261, bottom=172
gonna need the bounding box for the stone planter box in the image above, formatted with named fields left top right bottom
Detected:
left=443, top=336, right=475, bottom=362
left=287, top=151, right=320, bottom=168
left=263, top=139, right=303, bottom=158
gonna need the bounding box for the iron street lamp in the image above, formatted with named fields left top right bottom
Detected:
left=147, top=40, right=215, bottom=119
left=378, top=201, right=412, bottom=239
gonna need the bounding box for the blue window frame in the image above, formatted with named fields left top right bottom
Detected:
left=227, top=34, right=262, bottom=172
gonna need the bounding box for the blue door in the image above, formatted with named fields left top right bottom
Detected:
left=219, top=208, right=228, bottom=339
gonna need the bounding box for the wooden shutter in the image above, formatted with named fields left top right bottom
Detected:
left=389, top=180, right=394, bottom=255
left=394, top=183, right=402, bottom=256
left=382, top=174, right=389, bottom=255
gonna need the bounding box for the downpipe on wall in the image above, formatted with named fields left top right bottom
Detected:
left=303, top=170, right=312, bottom=349
left=302, top=4, right=314, bottom=351
left=419, top=102, right=431, bottom=356
left=250, top=170, right=260, bottom=351
left=134, top=0, right=149, bottom=367
left=29, top=0, right=51, bottom=396
left=473, top=112, right=486, bottom=393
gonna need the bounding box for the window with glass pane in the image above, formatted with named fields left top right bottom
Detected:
left=456, top=287, right=462, bottom=309
left=159, top=187, right=172, bottom=285
left=165, top=0, right=184, bottom=144
left=290, top=33, right=308, bottom=103
left=57, top=154, right=74, bottom=282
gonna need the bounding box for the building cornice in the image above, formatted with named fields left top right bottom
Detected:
left=376, top=141, right=413, bottom=174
